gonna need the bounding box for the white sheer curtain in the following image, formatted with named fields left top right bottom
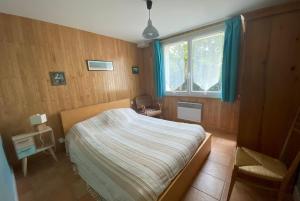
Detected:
left=164, top=41, right=188, bottom=92
left=192, top=33, right=224, bottom=92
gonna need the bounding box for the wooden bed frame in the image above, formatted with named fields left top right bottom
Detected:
left=60, top=98, right=211, bottom=201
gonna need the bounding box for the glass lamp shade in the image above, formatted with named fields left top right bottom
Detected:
left=143, top=19, right=159, bottom=39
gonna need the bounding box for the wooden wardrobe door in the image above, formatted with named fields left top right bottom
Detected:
left=260, top=11, right=300, bottom=157
left=237, top=18, right=272, bottom=150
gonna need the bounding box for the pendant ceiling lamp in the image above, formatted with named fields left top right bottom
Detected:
left=142, top=0, right=159, bottom=39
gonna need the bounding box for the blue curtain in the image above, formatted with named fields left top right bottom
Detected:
left=221, top=16, right=242, bottom=102
left=153, top=40, right=165, bottom=97
left=0, top=136, right=18, bottom=201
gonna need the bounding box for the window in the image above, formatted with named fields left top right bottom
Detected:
left=164, top=41, right=188, bottom=92
left=163, top=25, right=224, bottom=98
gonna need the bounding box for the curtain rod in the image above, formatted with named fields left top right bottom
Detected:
left=160, top=17, right=230, bottom=42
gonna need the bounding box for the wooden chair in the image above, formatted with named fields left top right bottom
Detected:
left=227, top=108, right=300, bottom=201
left=134, top=95, right=162, bottom=117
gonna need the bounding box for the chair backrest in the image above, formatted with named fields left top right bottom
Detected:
left=278, top=107, right=300, bottom=192
left=279, top=107, right=300, bottom=163
left=281, top=151, right=300, bottom=191
left=135, top=95, right=153, bottom=109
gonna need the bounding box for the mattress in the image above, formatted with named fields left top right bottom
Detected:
left=66, top=108, right=206, bottom=201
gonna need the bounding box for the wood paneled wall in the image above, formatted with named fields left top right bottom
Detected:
left=140, top=46, right=155, bottom=96
left=141, top=46, right=240, bottom=135
left=238, top=2, right=300, bottom=159
left=0, top=13, right=145, bottom=164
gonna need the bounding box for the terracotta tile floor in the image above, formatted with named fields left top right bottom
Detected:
left=15, top=132, right=281, bottom=201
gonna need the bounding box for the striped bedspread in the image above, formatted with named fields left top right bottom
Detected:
left=66, top=108, right=206, bottom=201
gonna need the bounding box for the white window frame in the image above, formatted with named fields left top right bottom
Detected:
left=163, top=23, right=225, bottom=99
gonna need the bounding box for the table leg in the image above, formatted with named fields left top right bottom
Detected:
left=49, top=147, right=58, bottom=161
left=22, top=157, right=27, bottom=176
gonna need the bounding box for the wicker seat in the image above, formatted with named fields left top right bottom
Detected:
left=235, top=147, right=287, bottom=181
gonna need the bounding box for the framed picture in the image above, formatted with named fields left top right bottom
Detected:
left=86, top=60, right=113, bottom=71
left=132, top=66, right=139, bottom=74
left=49, top=72, right=66, bottom=86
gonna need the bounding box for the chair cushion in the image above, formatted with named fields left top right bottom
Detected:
left=235, top=147, right=287, bottom=181
left=144, top=109, right=161, bottom=117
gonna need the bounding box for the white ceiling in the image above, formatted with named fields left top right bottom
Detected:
left=0, top=0, right=287, bottom=44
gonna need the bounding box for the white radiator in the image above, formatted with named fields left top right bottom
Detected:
left=177, top=102, right=202, bottom=123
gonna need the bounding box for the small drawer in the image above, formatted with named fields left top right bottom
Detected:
left=14, top=137, right=34, bottom=149
left=16, top=145, right=36, bottom=159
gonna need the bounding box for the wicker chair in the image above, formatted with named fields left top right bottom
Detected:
left=227, top=108, right=300, bottom=201
left=134, top=95, right=162, bottom=117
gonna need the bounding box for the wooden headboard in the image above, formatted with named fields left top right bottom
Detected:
left=60, top=98, right=131, bottom=134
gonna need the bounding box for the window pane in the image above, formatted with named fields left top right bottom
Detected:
left=164, top=41, right=188, bottom=92
left=191, top=32, right=224, bottom=92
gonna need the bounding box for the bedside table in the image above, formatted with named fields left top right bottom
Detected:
left=12, top=126, right=57, bottom=176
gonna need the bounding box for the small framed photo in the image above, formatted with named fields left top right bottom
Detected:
left=87, top=60, right=113, bottom=71
left=132, top=66, right=139, bottom=74
left=49, top=72, right=66, bottom=86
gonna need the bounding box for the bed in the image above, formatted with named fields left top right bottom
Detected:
left=60, top=99, right=211, bottom=201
